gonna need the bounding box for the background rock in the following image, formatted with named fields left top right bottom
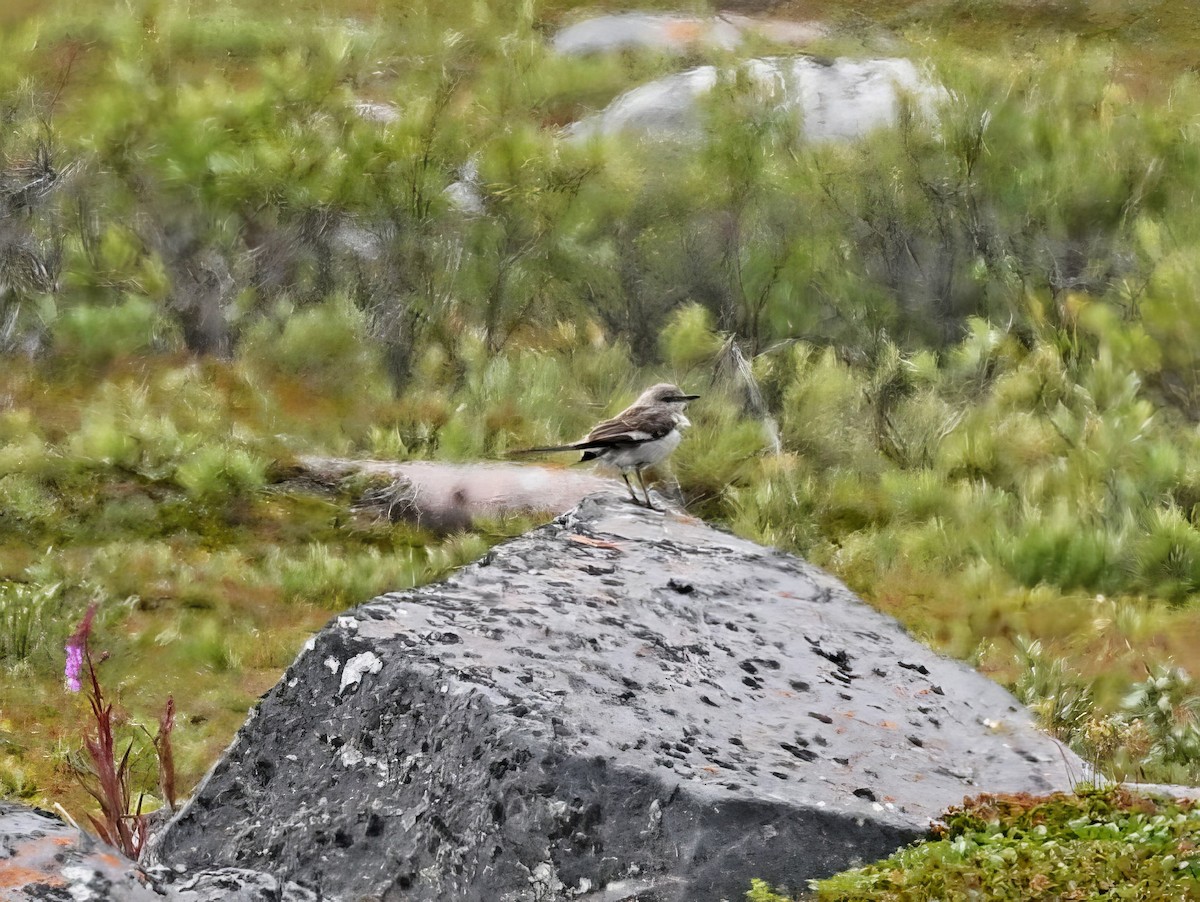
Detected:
left=552, top=14, right=743, bottom=56
left=154, top=493, right=1083, bottom=901
left=551, top=13, right=825, bottom=56
left=567, top=56, right=942, bottom=144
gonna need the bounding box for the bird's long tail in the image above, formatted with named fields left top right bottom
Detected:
left=508, top=444, right=582, bottom=455
left=510, top=437, right=616, bottom=455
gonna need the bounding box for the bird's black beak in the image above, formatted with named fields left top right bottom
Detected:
left=675, top=394, right=700, bottom=402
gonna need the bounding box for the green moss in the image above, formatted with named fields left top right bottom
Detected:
left=808, top=787, right=1200, bottom=901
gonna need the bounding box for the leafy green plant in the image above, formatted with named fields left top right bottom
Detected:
left=1012, top=636, right=1095, bottom=747
left=1121, top=665, right=1200, bottom=769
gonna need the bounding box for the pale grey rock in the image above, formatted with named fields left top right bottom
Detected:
left=720, top=14, right=827, bottom=47
left=353, top=101, right=400, bottom=124
left=444, top=158, right=485, bottom=216
left=330, top=221, right=386, bottom=262
left=0, top=801, right=162, bottom=902
left=551, top=13, right=826, bottom=57
left=145, top=864, right=324, bottom=900
left=567, top=56, right=943, bottom=144
left=0, top=801, right=322, bottom=901
left=155, top=493, right=1085, bottom=901
left=552, top=13, right=742, bottom=56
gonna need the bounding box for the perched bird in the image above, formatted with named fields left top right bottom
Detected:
left=512, top=383, right=699, bottom=508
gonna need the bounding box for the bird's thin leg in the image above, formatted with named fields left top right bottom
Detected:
left=636, top=468, right=656, bottom=509
left=621, top=472, right=640, bottom=505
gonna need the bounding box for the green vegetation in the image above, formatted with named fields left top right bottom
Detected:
left=3, top=0, right=1200, bottom=895
left=750, top=787, right=1200, bottom=901
left=0, top=355, right=511, bottom=814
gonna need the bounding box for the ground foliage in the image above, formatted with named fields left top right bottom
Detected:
left=2, top=0, right=1200, bottom=894
left=750, top=786, right=1200, bottom=901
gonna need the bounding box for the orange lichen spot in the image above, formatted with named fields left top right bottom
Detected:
left=662, top=21, right=703, bottom=43
left=567, top=534, right=622, bottom=550
left=0, top=866, right=67, bottom=888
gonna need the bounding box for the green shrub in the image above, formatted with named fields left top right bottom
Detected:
left=659, top=303, right=723, bottom=373
left=674, top=389, right=772, bottom=508
left=0, top=474, right=62, bottom=537
left=999, top=509, right=1123, bottom=593
left=1134, top=507, right=1200, bottom=601
left=52, top=295, right=170, bottom=366
left=174, top=447, right=268, bottom=501
left=241, top=298, right=390, bottom=401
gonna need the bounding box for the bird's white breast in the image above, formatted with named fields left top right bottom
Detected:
left=602, top=428, right=681, bottom=470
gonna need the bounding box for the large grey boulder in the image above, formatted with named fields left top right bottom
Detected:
left=154, top=493, right=1081, bottom=901
left=567, top=56, right=942, bottom=144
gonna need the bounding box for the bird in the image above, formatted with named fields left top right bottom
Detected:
left=511, top=383, right=699, bottom=509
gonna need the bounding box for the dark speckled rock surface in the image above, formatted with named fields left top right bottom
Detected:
left=153, top=493, right=1083, bottom=901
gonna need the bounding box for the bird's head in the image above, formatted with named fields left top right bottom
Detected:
left=636, top=382, right=700, bottom=412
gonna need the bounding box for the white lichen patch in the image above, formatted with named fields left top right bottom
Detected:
left=61, top=866, right=100, bottom=900
left=340, top=651, right=383, bottom=693
left=528, top=861, right=565, bottom=900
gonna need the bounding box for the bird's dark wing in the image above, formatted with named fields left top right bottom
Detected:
left=509, top=408, right=674, bottom=457
left=581, top=407, right=675, bottom=447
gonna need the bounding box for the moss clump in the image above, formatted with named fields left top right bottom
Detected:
left=806, top=787, right=1200, bottom=901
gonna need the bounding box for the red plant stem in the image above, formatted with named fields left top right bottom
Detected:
left=80, top=645, right=142, bottom=858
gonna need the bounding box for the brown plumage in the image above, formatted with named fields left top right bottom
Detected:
left=511, top=383, right=699, bottom=508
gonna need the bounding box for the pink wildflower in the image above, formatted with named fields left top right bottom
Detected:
left=64, top=603, right=97, bottom=693
left=65, top=643, right=84, bottom=692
